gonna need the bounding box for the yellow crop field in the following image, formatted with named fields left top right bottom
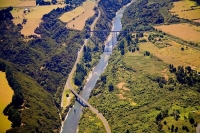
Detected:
left=12, top=5, right=65, bottom=36
left=21, top=18, right=42, bottom=36
left=170, top=0, right=200, bottom=20
left=59, top=1, right=95, bottom=30
left=139, top=41, right=200, bottom=71
left=0, top=0, right=36, bottom=7
left=154, top=23, right=200, bottom=43
left=59, top=6, right=85, bottom=22
left=25, top=5, right=66, bottom=19
left=0, top=71, right=14, bottom=133
left=67, top=1, right=95, bottom=30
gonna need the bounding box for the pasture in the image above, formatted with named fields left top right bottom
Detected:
left=154, top=23, right=200, bottom=43
left=11, top=5, right=65, bottom=36
left=170, top=0, right=200, bottom=20
left=139, top=40, right=200, bottom=71
left=67, top=1, right=95, bottom=30
left=0, top=0, right=35, bottom=7
left=0, top=71, right=13, bottom=133
left=59, top=1, right=96, bottom=30
left=59, top=6, right=85, bottom=22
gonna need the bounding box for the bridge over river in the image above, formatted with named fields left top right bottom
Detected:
left=70, top=88, right=111, bottom=133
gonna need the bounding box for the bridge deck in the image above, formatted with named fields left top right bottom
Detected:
left=70, top=88, right=111, bottom=133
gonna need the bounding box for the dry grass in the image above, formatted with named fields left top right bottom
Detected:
left=59, top=1, right=95, bottom=30
left=139, top=41, right=200, bottom=71
left=116, top=82, right=130, bottom=91
left=0, top=0, right=35, bottom=7
left=0, top=71, right=13, bottom=132
left=25, top=5, right=66, bottom=19
left=59, top=6, right=85, bottom=22
left=67, top=1, right=95, bottom=30
left=154, top=23, right=200, bottom=43
left=15, top=1, right=36, bottom=7
left=11, top=5, right=65, bottom=36
left=170, top=0, right=200, bottom=20
left=21, top=18, right=42, bottom=36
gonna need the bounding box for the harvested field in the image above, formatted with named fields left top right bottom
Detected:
left=0, top=0, right=35, bottom=7
left=21, top=18, right=42, bottom=36
left=59, top=6, right=85, bottom=22
left=59, top=1, right=96, bottom=30
left=0, top=71, right=14, bottom=133
left=139, top=41, right=200, bottom=71
left=154, top=23, right=200, bottom=43
left=25, top=5, right=66, bottom=19
left=67, top=1, right=95, bottom=30
left=170, top=0, right=200, bottom=20
left=15, top=1, right=36, bottom=7
left=12, top=5, right=65, bottom=36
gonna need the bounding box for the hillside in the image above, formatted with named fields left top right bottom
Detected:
left=78, top=0, right=200, bottom=132
left=0, top=0, right=86, bottom=132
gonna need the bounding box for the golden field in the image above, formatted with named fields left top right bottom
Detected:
left=0, top=0, right=36, bottom=7
left=0, top=71, right=13, bottom=133
left=11, top=5, right=65, bottom=36
left=170, top=0, right=200, bottom=20
left=154, top=23, right=200, bottom=43
left=139, top=41, right=200, bottom=71
left=59, top=6, right=85, bottom=22
left=59, top=1, right=96, bottom=30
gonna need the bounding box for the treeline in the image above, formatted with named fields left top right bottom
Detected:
left=0, top=6, right=13, bottom=21
left=0, top=3, right=87, bottom=132
left=36, top=0, right=57, bottom=5
left=169, top=65, right=200, bottom=87
left=66, top=0, right=86, bottom=6
left=194, top=0, right=200, bottom=4
left=0, top=61, right=23, bottom=128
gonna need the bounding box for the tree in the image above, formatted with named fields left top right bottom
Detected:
left=126, top=129, right=130, bottom=133
left=11, top=111, right=21, bottom=127
left=120, top=48, right=125, bottom=55
left=108, top=83, right=114, bottom=92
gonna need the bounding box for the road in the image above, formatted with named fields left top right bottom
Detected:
left=70, top=89, right=111, bottom=133
left=61, top=2, right=111, bottom=133
left=61, top=1, right=101, bottom=110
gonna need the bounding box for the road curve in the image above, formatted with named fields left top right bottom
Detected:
left=61, top=2, right=111, bottom=133
left=61, top=2, right=101, bottom=109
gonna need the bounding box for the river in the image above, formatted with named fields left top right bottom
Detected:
left=61, top=2, right=131, bottom=133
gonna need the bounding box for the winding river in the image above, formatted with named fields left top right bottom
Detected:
left=61, top=2, right=132, bottom=133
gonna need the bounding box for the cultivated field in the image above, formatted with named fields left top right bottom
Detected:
left=0, top=0, right=36, bottom=7
left=11, top=5, right=65, bottom=36
left=59, top=6, right=85, bottom=22
left=154, top=23, right=200, bottom=43
left=59, top=1, right=96, bottom=30
left=170, top=0, right=200, bottom=20
left=0, top=71, right=14, bottom=133
left=139, top=41, right=200, bottom=71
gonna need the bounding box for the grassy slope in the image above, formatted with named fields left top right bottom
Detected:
left=14, top=70, right=61, bottom=132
